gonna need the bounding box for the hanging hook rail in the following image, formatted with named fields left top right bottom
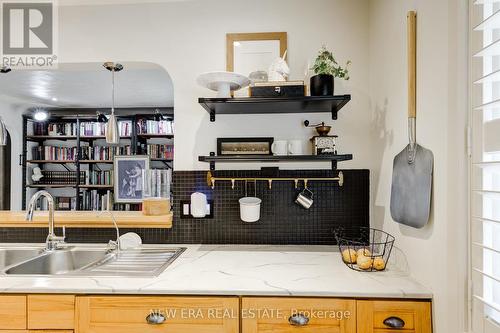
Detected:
left=206, top=171, right=344, bottom=190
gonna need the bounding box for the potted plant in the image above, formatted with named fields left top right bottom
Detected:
left=310, top=46, right=351, bottom=96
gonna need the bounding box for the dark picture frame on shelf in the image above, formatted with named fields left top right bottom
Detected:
left=114, top=155, right=150, bottom=203
left=217, top=137, right=274, bottom=156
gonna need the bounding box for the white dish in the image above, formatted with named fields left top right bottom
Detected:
left=119, top=232, right=142, bottom=250
left=197, top=71, right=250, bottom=98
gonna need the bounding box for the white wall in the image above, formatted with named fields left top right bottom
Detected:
left=368, top=0, right=468, bottom=332
left=56, top=0, right=374, bottom=172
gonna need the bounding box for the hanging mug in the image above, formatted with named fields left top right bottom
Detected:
left=295, top=188, right=314, bottom=209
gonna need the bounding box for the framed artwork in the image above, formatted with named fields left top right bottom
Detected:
left=226, top=32, right=287, bottom=96
left=217, top=137, right=274, bottom=156
left=114, top=155, right=150, bottom=203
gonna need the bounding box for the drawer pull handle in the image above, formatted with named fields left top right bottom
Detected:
left=288, top=313, right=310, bottom=326
left=383, top=316, right=405, bottom=329
left=146, top=312, right=166, bottom=325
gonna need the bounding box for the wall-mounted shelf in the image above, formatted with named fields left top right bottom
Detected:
left=198, top=153, right=353, bottom=170
left=198, top=95, right=351, bottom=122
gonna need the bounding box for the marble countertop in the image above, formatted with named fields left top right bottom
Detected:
left=0, top=244, right=431, bottom=299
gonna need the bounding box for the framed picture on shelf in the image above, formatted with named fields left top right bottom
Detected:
left=114, top=155, right=150, bottom=203
left=226, top=32, right=287, bottom=97
left=217, top=137, right=274, bottom=156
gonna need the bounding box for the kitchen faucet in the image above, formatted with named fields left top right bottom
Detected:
left=26, top=190, right=66, bottom=251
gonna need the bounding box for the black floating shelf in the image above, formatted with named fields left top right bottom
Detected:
left=198, top=95, right=351, bottom=122
left=198, top=154, right=353, bottom=171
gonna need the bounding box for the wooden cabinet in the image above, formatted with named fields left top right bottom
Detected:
left=356, top=300, right=432, bottom=333
left=0, top=294, right=432, bottom=333
left=241, top=297, right=356, bottom=333
left=28, top=295, right=75, bottom=330
left=75, top=296, right=239, bottom=333
left=0, top=295, right=27, bottom=330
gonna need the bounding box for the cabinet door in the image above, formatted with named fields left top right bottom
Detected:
left=0, top=295, right=27, bottom=329
left=76, top=296, right=239, bottom=333
left=28, top=295, right=75, bottom=330
left=241, top=297, right=356, bottom=333
left=357, top=300, right=432, bottom=333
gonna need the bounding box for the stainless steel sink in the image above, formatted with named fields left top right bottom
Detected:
left=0, top=247, right=44, bottom=270
left=1, top=245, right=185, bottom=277
left=4, top=247, right=109, bottom=275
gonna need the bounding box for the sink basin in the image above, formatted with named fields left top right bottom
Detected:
left=0, top=247, right=44, bottom=269
left=4, top=247, right=108, bottom=275
left=1, top=245, right=185, bottom=277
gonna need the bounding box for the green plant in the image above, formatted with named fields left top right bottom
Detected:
left=311, top=45, right=351, bottom=80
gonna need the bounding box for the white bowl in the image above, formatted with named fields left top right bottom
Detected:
left=197, top=71, right=250, bottom=98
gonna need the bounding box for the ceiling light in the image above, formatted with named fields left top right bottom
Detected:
left=33, top=109, right=48, bottom=122
left=0, top=66, right=11, bottom=74
left=0, top=118, right=8, bottom=146
left=103, top=62, right=123, bottom=145
left=51, top=97, right=58, bottom=102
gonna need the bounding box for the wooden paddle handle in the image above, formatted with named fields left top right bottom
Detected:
left=407, top=11, right=416, bottom=119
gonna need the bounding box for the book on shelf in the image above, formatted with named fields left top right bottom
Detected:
left=136, top=118, right=174, bottom=135
left=33, top=122, right=78, bottom=137
left=252, top=80, right=304, bottom=87
left=31, top=170, right=85, bottom=185
left=140, top=143, right=174, bottom=159
left=84, top=170, right=113, bottom=185
left=80, top=145, right=132, bottom=160
left=79, top=190, right=112, bottom=211
left=79, top=120, right=132, bottom=137
left=31, top=146, right=77, bottom=161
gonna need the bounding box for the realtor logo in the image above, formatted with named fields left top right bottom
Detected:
left=1, top=1, right=57, bottom=68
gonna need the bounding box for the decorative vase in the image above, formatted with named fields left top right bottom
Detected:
left=310, top=74, right=334, bottom=96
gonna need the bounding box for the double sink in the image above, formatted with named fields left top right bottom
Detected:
left=0, top=244, right=185, bottom=277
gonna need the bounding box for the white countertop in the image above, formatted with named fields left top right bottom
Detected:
left=0, top=244, right=431, bottom=299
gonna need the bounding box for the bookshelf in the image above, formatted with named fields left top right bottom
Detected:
left=22, top=109, right=174, bottom=211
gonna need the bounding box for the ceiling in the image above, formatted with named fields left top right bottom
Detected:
left=0, top=62, right=174, bottom=110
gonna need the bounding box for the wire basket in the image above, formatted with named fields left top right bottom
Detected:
left=334, top=227, right=395, bottom=272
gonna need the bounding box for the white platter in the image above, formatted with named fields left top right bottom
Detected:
left=197, top=71, right=250, bottom=98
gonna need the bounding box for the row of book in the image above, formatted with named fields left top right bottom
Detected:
left=84, top=170, right=113, bottom=185
left=33, top=120, right=173, bottom=137
left=35, top=193, right=143, bottom=211
left=32, top=171, right=85, bottom=185
left=140, top=144, right=174, bottom=159
left=81, top=145, right=132, bottom=160
left=80, top=121, right=132, bottom=137
left=136, top=119, right=173, bottom=135
left=31, top=146, right=78, bottom=161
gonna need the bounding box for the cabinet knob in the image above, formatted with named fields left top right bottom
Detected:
left=383, top=316, right=405, bottom=329
left=288, top=313, right=310, bottom=326
left=146, top=312, right=166, bottom=325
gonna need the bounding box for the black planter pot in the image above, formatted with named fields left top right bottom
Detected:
left=310, top=74, right=334, bottom=96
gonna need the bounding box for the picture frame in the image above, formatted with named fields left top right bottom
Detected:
left=114, top=155, right=150, bottom=203
left=217, top=137, right=274, bottom=156
left=226, top=32, right=288, bottom=75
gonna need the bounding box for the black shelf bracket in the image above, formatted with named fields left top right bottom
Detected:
left=210, top=110, right=216, bottom=122
left=331, top=109, right=338, bottom=120
left=209, top=152, right=216, bottom=170
left=331, top=160, right=338, bottom=170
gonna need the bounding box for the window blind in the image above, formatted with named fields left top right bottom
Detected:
left=471, top=0, right=500, bottom=332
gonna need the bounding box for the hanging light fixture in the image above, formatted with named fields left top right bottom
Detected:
left=0, top=117, right=7, bottom=146
left=103, top=62, right=123, bottom=145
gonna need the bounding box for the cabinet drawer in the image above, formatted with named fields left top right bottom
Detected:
left=241, top=297, right=356, bottom=333
left=357, top=300, right=431, bottom=333
left=0, top=295, right=27, bottom=329
left=76, top=296, right=239, bottom=333
left=28, top=295, right=75, bottom=330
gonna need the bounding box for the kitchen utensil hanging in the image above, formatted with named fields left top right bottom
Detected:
left=390, top=11, right=434, bottom=228
left=206, top=171, right=344, bottom=190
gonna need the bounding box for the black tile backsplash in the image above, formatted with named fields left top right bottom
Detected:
left=0, top=169, right=369, bottom=245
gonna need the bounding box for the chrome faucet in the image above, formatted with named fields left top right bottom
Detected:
left=26, top=191, right=66, bottom=251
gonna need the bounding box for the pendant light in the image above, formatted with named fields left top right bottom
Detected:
left=103, top=62, right=123, bottom=145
